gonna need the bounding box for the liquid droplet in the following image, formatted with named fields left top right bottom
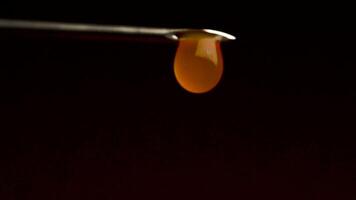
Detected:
left=174, top=34, right=223, bottom=94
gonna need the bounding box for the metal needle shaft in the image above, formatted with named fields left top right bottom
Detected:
left=0, top=19, right=236, bottom=41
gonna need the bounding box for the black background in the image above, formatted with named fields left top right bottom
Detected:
left=0, top=5, right=355, bottom=199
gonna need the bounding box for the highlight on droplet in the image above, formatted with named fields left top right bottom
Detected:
left=173, top=33, right=223, bottom=94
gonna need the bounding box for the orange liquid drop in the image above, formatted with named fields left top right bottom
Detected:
left=174, top=34, right=223, bottom=94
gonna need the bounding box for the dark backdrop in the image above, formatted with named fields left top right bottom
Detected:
left=0, top=5, right=355, bottom=199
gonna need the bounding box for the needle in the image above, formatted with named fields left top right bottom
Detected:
left=0, top=19, right=236, bottom=41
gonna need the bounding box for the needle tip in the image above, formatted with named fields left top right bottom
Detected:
left=203, top=29, right=236, bottom=40
left=168, top=29, right=236, bottom=41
